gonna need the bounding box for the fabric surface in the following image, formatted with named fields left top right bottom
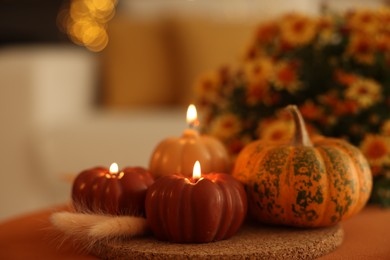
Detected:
left=0, top=205, right=388, bottom=259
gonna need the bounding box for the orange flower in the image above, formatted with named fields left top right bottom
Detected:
left=381, top=120, right=390, bottom=136
left=194, top=71, right=221, bottom=103
left=377, top=8, right=390, bottom=32
left=246, top=82, right=269, bottom=106
left=336, top=100, right=359, bottom=116
left=346, top=9, right=380, bottom=33
left=360, top=135, right=390, bottom=171
left=256, top=21, right=279, bottom=44
left=272, top=61, right=301, bottom=93
left=299, top=101, right=323, bottom=121
left=257, top=119, right=293, bottom=142
left=344, top=78, right=381, bottom=108
left=319, top=91, right=359, bottom=116
left=279, top=13, right=317, bottom=47
left=335, top=70, right=357, bottom=86
left=244, top=58, right=273, bottom=84
left=319, top=91, right=338, bottom=107
left=376, top=34, right=390, bottom=52
left=244, top=59, right=273, bottom=105
left=346, top=33, right=376, bottom=64
left=209, top=113, right=242, bottom=140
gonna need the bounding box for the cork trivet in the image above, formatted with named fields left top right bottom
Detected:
left=92, top=222, right=343, bottom=259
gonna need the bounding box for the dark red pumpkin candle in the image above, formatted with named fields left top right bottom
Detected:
left=145, top=161, right=247, bottom=243
left=72, top=163, right=154, bottom=216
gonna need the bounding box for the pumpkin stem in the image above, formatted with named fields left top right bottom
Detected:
left=286, top=105, right=312, bottom=147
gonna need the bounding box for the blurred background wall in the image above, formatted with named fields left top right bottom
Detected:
left=102, top=0, right=320, bottom=107
left=0, top=0, right=387, bottom=220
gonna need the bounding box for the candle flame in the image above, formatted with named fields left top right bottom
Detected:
left=186, top=104, right=198, bottom=128
left=192, top=161, right=201, bottom=179
left=109, top=162, right=119, bottom=174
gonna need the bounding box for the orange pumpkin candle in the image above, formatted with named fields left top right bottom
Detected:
left=149, top=104, right=230, bottom=179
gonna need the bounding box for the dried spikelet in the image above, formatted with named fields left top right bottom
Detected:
left=50, top=211, right=148, bottom=252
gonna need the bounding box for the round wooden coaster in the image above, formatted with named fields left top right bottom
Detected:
left=93, top=223, right=343, bottom=259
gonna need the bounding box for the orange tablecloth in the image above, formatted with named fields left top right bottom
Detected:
left=0, top=205, right=389, bottom=259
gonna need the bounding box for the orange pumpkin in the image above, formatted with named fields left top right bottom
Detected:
left=149, top=129, right=231, bottom=178
left=232, top=105, right=372, bottom=227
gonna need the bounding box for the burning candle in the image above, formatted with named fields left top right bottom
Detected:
left=145, top=161, right=247, bottom=243
left=72, top=163, right=154, bottom=216
left=149, top=104, right=231, bottom=179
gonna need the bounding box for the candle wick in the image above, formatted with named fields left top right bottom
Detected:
left=188, top=119, right=199, bottom=130
left=191, top=176, right=203, bottom=184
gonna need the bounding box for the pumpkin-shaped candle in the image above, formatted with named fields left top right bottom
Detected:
left=149, top=104, right=230, bottom=178
left=145, top=161, right=247, bottom=243
left=72, top=163, right=154, bottom=216
left=233, top=105, right=372, bottom=227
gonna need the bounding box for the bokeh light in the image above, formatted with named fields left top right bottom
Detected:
left=58, top=0, right=117, bottom=52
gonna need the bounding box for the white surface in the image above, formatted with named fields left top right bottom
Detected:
left=0, top=46, right=96, bottom=127
left=0, top=45, right=96, bottom=220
